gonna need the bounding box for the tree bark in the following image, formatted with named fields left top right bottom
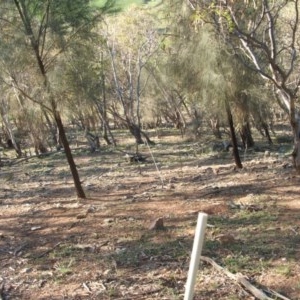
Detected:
left=210, top=117, right=222, bottom=139
left=42, top=110, right=61, bottom=149
left=261, top=122, right=273, bottom=145
left=54, top=111, right=86, bottom=198
left=13, top=0, right=86, bottom=197
left=128, top=123, right=144, bottom=144
left=141, top=130, right=155, bottom=145
left=240, top=121, right=254, bottom=149
left=225, top=100, right=243, bottom=169
left=0, top=102, right=22, bottom=158
left=100, top=52, right=115, bottom=146
left=291, top=111, right=300, bottom=173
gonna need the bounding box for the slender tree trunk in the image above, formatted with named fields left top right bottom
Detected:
left=275, top=91, right=300, bottom=172
left=0, top=101, right=22, bottom=157
left=261, top=122, right=273, bottom=145
left=102, top=115, right=110, bottom=145
left=42, top=110, right=61, bottom=149
left=141, top=130, right=155, bottom=145
left=128, top=122, right=144, bottom=144
left=225, top=100, right=243, bottom=169
left=12, top=85, right=48, bottom=155
left=291, top=111, right=300, bottom=173
left=14, top=0, right=86, bottom=197
left=95, top=102, right=116, bottom=146
left=100, top=52, right=114, bottom=145
left=240, top=121, right=254, bottom=149
left=54, top=111, right=86, bottom=198
left=210, top=117, right=222, bottom=139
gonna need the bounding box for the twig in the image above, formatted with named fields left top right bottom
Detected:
left=200, top=189, right=222, bottom=198
left=14, top=242, right=28, bottom=256
left=99, top=240, right=109, bottom=248
left=200, top=256, right=276, bottom=300
left=82, top=282, right=92, bottom=293
left=36, top=241, right=63, bottom=258
left=9, top=149, right=65, bottom=166
left=289, top=227, right=298, bottom=235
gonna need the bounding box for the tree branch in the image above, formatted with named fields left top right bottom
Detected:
left=200, top=256, right=290, bottom=300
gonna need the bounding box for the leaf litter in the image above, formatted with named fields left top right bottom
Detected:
left=0, top=132, right=300, bottom=299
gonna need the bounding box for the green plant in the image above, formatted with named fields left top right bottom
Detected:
left=275, top=264, right=292, bottom=277
left=54, top=258, right=75, bottom=277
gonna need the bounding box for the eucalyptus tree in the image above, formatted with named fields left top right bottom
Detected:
left=0, top=0, right=113, bottom=198
left=191, top=0, right=300, bottom=171
left=104, top=5, right=160, bottom=144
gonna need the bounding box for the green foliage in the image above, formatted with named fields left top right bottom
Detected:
left=93, top=0, right=160, bottom=12
left=49, top=1, right=92, bottom=34
left=190, top=3, right=235, bottom=32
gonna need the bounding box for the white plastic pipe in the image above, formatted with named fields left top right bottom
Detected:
left=184, top=212, right=208, bottom=300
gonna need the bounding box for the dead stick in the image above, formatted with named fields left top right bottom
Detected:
left=262, top=288, right=292, bottom=300
left=36, top=242, right=63, bottom=258
left=82, top=282, right=92, bottom=293
left=200, top=256, right=274, bottom=300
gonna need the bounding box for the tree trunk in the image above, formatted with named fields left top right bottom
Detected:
left=43, top=110, right=62, bottom=150
left=13, top=0, right=85, bottom=197
left=225, top=101, right=243, bottom=169
left=95, top=102, right=116, bottom=146
left=141, top=130, right=155, bottom=145
left=240, top=121, right=254, bottom=149
left=1, top=105, right=22, bottom=157
left=261, top=122, right=273, bottom=145
left=128, top=123, right=144, bottom=144
left=33, top=135, right=48, bottom=156
left=84, top=128, right=100, bottom=153
left=210, top=117, right=222, bottom=139
left=99, top=54, right=115, bottom=146
left=54, top=111, right=86, bottom=199
left=291, top=112, right=300, bottom=173
left=286, top=93, right=300, bottom=173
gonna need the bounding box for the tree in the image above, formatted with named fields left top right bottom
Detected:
left=63, top=37, right=116, bottom=147
left=159, top=2, right=277, bottom=168
left=0, top=0, right=112, bottom=197
left=194, top=0, right=300, bottom=171
left=104, top=5, right=160, bottom=145
left=0, top=97, right=22, bottom=158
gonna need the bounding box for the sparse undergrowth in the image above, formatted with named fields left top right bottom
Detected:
left=1, top=128, right=300, bottom=299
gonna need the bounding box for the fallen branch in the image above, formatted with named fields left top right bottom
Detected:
left=262, top=287, right=292, bottom=300
left=14, top=242, right=28, bottom=256
left=8, top=149, right=66, bottom=166
left=82, top=282, right=92, bottom=294
left=36, top=242, right=63, bottom=258
left=200, top=256, right=290, bottom=300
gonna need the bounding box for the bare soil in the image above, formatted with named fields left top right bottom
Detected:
left=1, top=128, right=300, bottom=299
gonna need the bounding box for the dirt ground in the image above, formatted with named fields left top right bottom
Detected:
left=1, top=128, right=300, bottom=299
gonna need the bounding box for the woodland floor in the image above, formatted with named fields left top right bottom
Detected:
left=1, top=126, right=300, bottom=300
